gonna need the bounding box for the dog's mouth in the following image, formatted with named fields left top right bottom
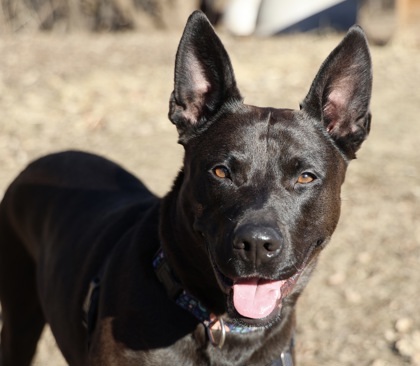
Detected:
left=210, top=259, right=302, bottom=323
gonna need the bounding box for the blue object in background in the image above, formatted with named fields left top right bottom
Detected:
left=254, top=0, right=359, bottom=35
left=277, top=0, right=359, bottom=33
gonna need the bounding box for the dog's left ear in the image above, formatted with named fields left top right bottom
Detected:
left=301, top=26, right=372, bottom=159
left=169, top=11, right=242, bottom=143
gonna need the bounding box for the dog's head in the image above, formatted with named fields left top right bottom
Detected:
left=167, top=11, right=372, bottom=327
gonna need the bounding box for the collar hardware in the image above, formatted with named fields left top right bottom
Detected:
left=205, top=317, right=226, bottom=349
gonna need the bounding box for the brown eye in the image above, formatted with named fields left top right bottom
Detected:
left=297, top=172, right=316, bottom=184
left=213, top=166, right=229, bottom=179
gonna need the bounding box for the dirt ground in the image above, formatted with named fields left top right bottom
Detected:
left=0, top=24, right=419, bottom=366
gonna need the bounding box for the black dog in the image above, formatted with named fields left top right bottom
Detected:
left=0, top=11, right=372, bottom=366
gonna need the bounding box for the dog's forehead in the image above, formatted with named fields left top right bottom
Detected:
left=195, top=105, right=328, bottom=160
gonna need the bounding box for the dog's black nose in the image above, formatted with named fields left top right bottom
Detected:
left=233, top=224, right=282, bottom=266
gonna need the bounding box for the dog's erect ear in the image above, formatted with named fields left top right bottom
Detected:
left=169, top=11, right=242, bottom=142
left=301, top=26, right=372, bottom=160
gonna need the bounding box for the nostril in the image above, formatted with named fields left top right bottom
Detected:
left=234, top=241, right=250, bottom=251
left=263, top=241, right=278, bottom=252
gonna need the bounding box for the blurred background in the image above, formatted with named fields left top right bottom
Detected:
left=0, top=0, right=416, bottom=41
left=0, top=0, right=419, bottom=365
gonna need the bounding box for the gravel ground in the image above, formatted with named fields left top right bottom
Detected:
left=0, top=26, right=419, bottom=366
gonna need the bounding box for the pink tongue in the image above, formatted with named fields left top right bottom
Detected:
left=233, top=278, right=283, bottom=319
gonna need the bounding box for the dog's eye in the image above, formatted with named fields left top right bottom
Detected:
left=297, top=172, right=316, bottom=184
left=213, top=166, right=230, bottom=179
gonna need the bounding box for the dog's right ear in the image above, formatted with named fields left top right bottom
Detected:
left=169, top=11, right=242, bottom=143
left=301, top=26, right=372, bottom=160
